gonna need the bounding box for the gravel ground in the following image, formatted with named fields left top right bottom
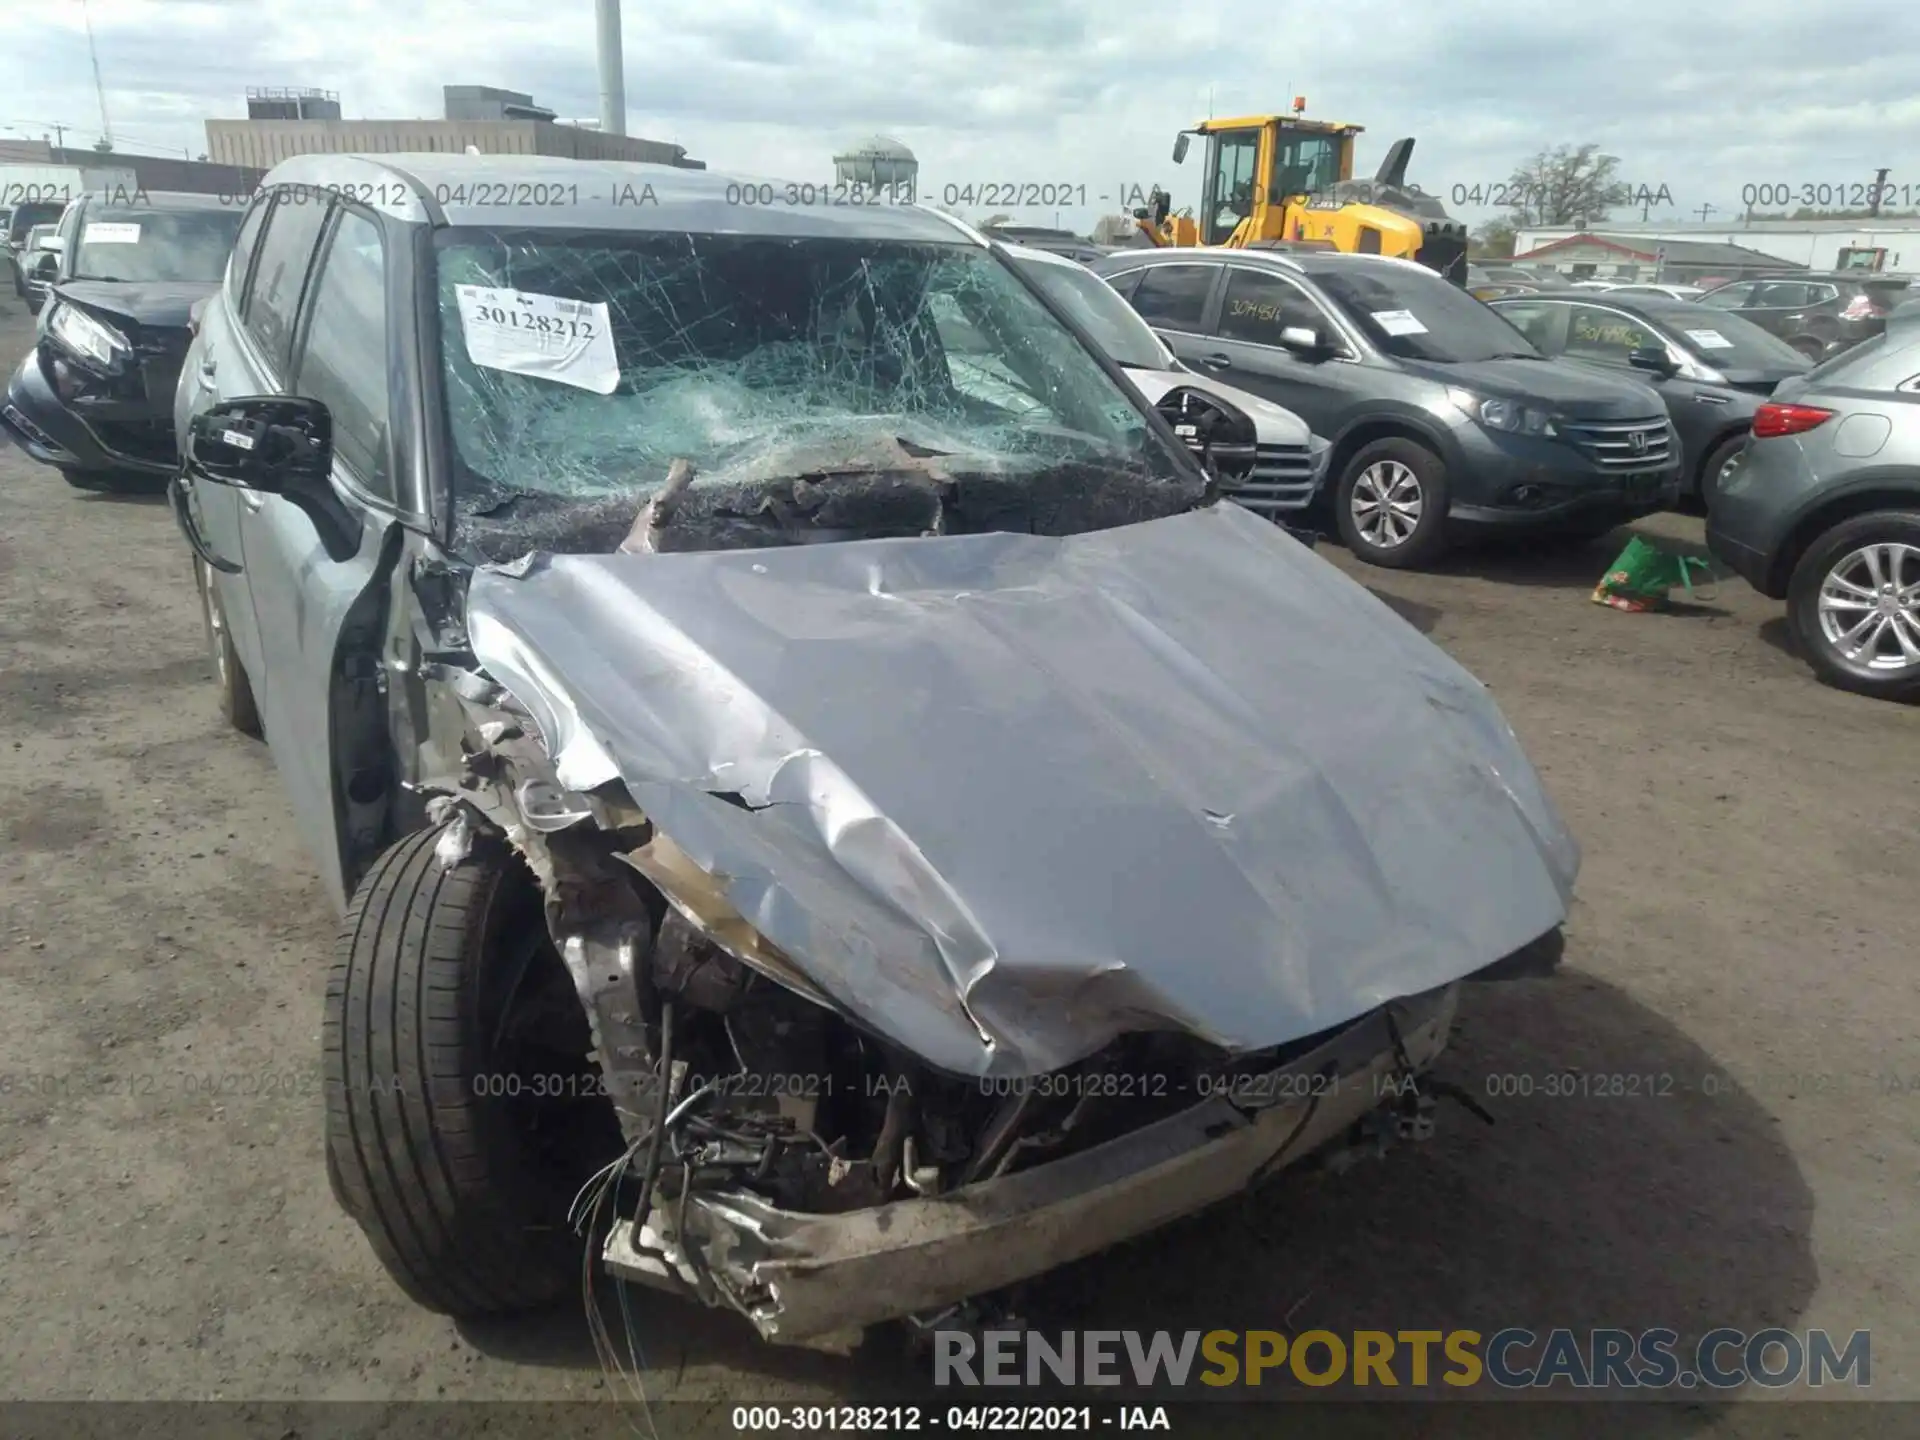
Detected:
left=0, top=293, right=1914, bottom=1432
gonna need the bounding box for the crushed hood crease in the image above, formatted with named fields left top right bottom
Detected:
left=466, top=500, right=1580, bottom=1078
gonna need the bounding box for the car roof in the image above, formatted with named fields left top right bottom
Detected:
left=77, top=188, right=237, bottom=212
left=257, top=152, right=980, bottom=246
left=1001, top=242, right=1084, bottom=270
left=1489, top=290, right=1696, bottom=315
left=1094, top=245, right=1436, bottom=281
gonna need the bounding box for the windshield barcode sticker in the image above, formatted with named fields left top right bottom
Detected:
left=1370, top=309, right=1427, bottom=336
left=220, top=429, right=255, bottom=450
left=456, top=284, right=619, bottom=394
left=1683, top=328, right=1734, bottom=349
left=83, top=223, right=141, bottom=245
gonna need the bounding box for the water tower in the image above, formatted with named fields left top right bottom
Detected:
left=833, top=136, right=918, bottom=198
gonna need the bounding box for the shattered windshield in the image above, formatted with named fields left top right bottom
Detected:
left=433, top=228, right=1202, bottom=558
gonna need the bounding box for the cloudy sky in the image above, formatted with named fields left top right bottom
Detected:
left=9, top=0, right=1920, bottom=233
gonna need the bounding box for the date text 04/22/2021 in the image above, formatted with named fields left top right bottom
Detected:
left=730, top=1405, right=1172, bottom=1432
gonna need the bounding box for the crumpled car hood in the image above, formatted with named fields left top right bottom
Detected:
left=466, top=500, right=1579, bottom=1078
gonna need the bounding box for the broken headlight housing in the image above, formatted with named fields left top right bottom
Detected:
left=46, top=300, right=131, bottom=374
left=1447, top=386, right=1556, bottom=437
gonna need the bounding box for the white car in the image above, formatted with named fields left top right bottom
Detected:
left=1001, top=243, right=1330, bottom=521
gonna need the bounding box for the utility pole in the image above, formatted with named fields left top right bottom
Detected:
left=1695, top=203, right=1716, bottom=224
left=81, top=0, right=114, bottom=150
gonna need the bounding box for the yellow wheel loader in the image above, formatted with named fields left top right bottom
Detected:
left=1133, top=105, right=1469, bottom=283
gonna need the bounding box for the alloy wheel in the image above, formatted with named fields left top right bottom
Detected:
left=1350, top=460, right=1424, bottom=549
left=1816, top=542, right=1920, bottom=673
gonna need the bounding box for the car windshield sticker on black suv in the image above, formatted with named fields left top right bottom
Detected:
left=1684, top=328, right=1733, bottom=350
left=1371, top=309, right=1426, bottom=336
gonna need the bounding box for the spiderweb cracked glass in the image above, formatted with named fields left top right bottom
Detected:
left=434, top=230, right=1205, bottom=559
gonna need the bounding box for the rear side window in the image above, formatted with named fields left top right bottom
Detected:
left=1130, top=264, right=1215, bottom=330
left=1494, top=301, right=1561, bottom=350
left=226, top=197, right=270, bottom=313
left=293, top=210, right=392, bottom=500
left=1216, top=268, right=1327, bottom=346
left=245, top=192, right=332, bottom=379
left=1564, top=305, right=1658, bottom=363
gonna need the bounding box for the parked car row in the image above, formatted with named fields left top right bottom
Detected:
left=1694, top=273, right=1913, bottom=360
left=1073, top=246, right=1920, bottom=699
left=1091, top=247, right=1679, bottom=568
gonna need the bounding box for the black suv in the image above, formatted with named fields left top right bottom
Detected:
left=1695, top=273, right=1913, bottom=361
left=1092, top=248, right=1679, bottom=567
left=3, top=190, right=243, bottom=489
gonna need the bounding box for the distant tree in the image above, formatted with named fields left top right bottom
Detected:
left=1471, top=217, right=1517, bottom=258
left=1504, top=144, right=1622, bottom=228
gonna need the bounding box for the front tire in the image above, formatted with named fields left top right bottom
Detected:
left=1334, top=438, right=1451, bottom=569
left=323, top=826, right=624, bottom=1317
left=1786, top=511, right=1920, bottom=702
left=195, top=560, right=261, bottom=738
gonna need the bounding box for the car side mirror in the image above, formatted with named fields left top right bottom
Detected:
left=31, top=252, right=58, bottom=280
left=1171, top=133, right=1190, bottom=165
left=188, top=396, right=331, bottom=492
left=37, top=235, right=63, bottom=253
left=186, top=396, right=359, bottom=560
left=1628, top=345, right=1678, bottom=378
left=1279, top=325, right=1329, bottom=357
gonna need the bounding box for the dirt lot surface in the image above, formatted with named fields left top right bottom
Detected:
left=0, top=294, right=1914, bottom=1433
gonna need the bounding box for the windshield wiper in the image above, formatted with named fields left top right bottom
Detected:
left=1486, top=351, right=1546, bottom=360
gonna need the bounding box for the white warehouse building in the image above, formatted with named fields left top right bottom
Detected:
left=1514, top=218, right=1920, bottom=280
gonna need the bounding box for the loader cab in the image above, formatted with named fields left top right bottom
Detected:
left=1174, top=116, right=1360, bottom=246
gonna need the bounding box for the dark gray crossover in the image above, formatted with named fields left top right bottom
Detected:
left=1488, top=290, right=1809, bottom=506
left=3, top=190, right=244, bottom=488
left=1708, top=314, right=1920, bottom=701
left=169, top=152, right=1577, bottom=1342
left=1093, top=248, right=1679, bottom=568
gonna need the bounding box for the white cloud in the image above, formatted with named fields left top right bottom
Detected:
left=7, top=0, right=1919, bottom=231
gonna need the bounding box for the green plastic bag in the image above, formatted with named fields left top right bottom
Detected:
left=1592, top=535, right=1715, bottom=612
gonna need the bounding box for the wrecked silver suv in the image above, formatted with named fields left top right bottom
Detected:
left=169, top=153, right=1579, bottom=1345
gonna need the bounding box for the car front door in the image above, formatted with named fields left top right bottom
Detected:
left=1739, top=281, right=1819, bottom=344
left=237, top=203, right=402, bottom=906
left=1192, top=264, right=1360, bottom=435
left=179, top=189, right=273, bottom=682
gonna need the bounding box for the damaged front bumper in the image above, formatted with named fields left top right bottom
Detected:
left=602, top=982, right=1458, bottom=1343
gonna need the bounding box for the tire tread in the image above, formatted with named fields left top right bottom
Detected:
left=323, top=827, right=574, bottom=1316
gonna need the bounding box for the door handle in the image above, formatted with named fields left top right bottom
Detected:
left=195, top=357, right=217, bottom=391
left=1690, top=391, right=1731, bottom=404
left=1199, top=353, right=1233, bottom=370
